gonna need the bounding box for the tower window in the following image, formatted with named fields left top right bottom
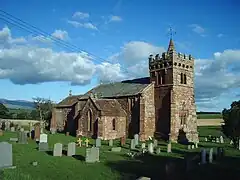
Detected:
left=186, top=65, right=189, bottom=69
left=174, top=62, right=177, bottom=66
left=182, top=64, right=185, bottom=68
left=178, top=63, right=181, bottom=67
left=112, top=118, right=116, bottom=130
left=180, top=73, right=184, bottom=84
left=184, top=74, right=187, bottom=84
left=160, top=64, right=163, bottom=68
left=87, top=109, right=92, bottom=131
left=162, top=73, right=166, bottom=84
left=151, top=72, right=155, bottom=78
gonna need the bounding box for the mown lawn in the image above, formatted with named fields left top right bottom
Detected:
left=197, top=113, right=223, bottom=119
left=0, top=126, right=239, bottom=180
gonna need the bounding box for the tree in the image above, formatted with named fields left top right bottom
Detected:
left=30, top=109, right=40, bottom=120
left=222, top=100, right=240, bottom=148
left=0, top=103, right=10, bottom=118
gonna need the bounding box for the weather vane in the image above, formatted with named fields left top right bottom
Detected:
left=167, top=27, right=176, bottom=39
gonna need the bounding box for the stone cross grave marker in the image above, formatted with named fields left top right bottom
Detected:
left=67, top=142, right=76, bottom=156
left=220, top=136, right=224, bottom=143
left=167, top=143, right=172, bottom=153
left=77, top=138, right=82, bottom=147
left=85, top=147, right=100, bottom=163
left=39, top=142, right=49, bottom=151
left=130, top=139, right=135, bottom=150
left=96, top=138, right=101, bottom=147
left=134, top=134, right=139, bottom=146
left=53, top=143, right=63, bottom=157
left=0, top=142, right=13, bottom=169
left=18, top=132, right=28, bottom=144
left=201, top=148, right=206, bottom=164
left=109, top=139, right=113, bottom=146
left=40, top=133, right=48, bottom=143
left=209, top=148, right=213, bottom=163
left=156, top=147, right=161, bottom=155
left=85, top=139, right=89, bottom=147
left=153, top=139, right=158, bottom=147
left=141, top=143, right=146, bottom=149
left=148, top=143, right=154, bottom=154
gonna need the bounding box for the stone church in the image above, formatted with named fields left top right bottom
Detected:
left=50, top=39, right=199, bottom=142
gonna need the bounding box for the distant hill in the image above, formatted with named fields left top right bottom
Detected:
left=0, top=99, right=35, bottom=109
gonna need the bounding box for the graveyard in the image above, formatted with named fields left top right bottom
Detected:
left=0, top=126, right=240, bottom=180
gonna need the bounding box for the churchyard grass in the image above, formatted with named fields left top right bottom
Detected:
left=197, top=113, right=222, bottom=119
left=0, top=126, right=240, bottom=180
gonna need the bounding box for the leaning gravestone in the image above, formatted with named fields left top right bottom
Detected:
left=67, top=142, right=76, bottom=156
left=134, top=134, right=139, bottom=146
left=53, top=143, right=63, bottom=157
left=85, top=147, right=100, bottom=163
left=0, top=142, right=14, bottom=169
left=39, top=142, right=49, bottom=151
left=96, top=138, right=101, bottom=147
left=130, top=139, right=135, bottom=149
left=40, top=133, right=48, bottom=143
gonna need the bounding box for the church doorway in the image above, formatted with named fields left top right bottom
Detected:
left=93, top=118, right=99, bottom=139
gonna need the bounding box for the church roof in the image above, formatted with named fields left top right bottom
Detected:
left=81, top=77, right=151, bottom=98
left=56, top=95, right=83, bottom=107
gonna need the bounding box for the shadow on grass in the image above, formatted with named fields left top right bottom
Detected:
left=62, top=150, right=67, bottom=156
left=46, top=151, right=53, bottom=156
left=72, top=155, right=85, bottom=161
left=105, top=150, right=240, bottom=180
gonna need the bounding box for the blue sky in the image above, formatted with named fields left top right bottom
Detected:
left=0, top=0, right=239, bottom=111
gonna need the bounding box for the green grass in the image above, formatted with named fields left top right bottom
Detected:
left=0, top=127, right=240, bottom=180
left=197, top=113, right=222, bottom=119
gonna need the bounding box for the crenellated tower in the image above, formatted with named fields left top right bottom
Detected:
left=149, top=38, right=199, bottom=142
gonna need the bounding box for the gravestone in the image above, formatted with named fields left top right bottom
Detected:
left=39, top=142, right=48, bottom=151
left=53, top=143, right=62, bottom=157
left=167, top=143, right=172, bottom=153
left=0, top=130, right=3, bottom=136
left=9, top=138, right=18, bottom=142
left=187, top=145, right=191, bottom=150
left=5, top=121, right=10, bottom=131
left=10, top=127, right=15, bottom=132
left=153, top=139, right=158, bottom=147
left=239, top=139, right=240, bottom=150
left=85, top=147, right=100, bottom=163
left=120, top=136, right=126, bottom=146
left=209, top=148, right=213, bottom=163
left=0, top=142, right=13, bottom=169
left=204, top=137, right=208, bottom=142
left=40, top=133, right=48, bottom=143
left=220, top=136, right=224, bottom=143
left=96, top=138, right=101, bottom=147
left=109, top=139, right=113, bottom=146
left=111, top=147, right=121, bottom=152
left=130, top=139, right=135, bottom=149
left=141, top=143, right=146, bottom=149
left=216, top=138, right=220, bottom=143
left=77, top=138, right=82, bottom=147
left=34, top=123, right=40, bottom=141
left=201, top=148, right=206, bottom=164
left=136, top=177, right=151, bottom=180
left=156, top=147, right=161, bottom=154
left=20, top=128, right=24, bottom=132
left=134, top=134, right=139, bottom=146
left=148, top=143, right=154, bottom=154
left=67, top=142, right=76, bottom=156
left=191, top=144, right=195, bottom=149
left=18, top=132, right=28, bottom=144
left=50, top=128, right=56, bottom=134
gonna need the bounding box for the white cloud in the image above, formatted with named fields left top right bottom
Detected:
left=67, top=20, right=98, bottom=30
left=189, top=24, right=206, bottom=36
left=109, top=15, right=122, bottom=22
left=51, top=29, right=69, bottom=40
left=217, top=33, right=224, bottom=38
left=72, top=11, right=89, bottom=19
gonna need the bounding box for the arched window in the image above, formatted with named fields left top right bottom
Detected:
left=87, top=110, right=92, bottom=131
left=112, top=118, right=116, bottom=130
left=180, top=73, right=184, bottom=84
left=184, top=74, right=187, bottom=84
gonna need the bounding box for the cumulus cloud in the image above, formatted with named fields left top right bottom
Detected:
left=189, top=24, right=206, bottom=36
left=72, top=11, right=89, bottom=19
left=51, top=29, right=69, bottom=40
left=109, top=15, right=122, bottom=22
left=67, top=20, right=98, bottom=30
left=217, top=33, right=224, bottom=38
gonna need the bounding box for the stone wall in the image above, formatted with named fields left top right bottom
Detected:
left=139, top=83, right=155, bottom=141
left=101, top=116, right=126, bottom=140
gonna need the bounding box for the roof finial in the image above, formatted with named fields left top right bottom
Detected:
left=69, top=90, right=72, bottom=96
left=167, top=27, right=176, bottom=53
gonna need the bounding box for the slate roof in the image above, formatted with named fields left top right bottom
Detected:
left=56, top=95, right=83, bottom=107
left=81, top=77, right=151, bottom=99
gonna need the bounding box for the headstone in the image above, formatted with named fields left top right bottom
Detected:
left=67, top=142, right=76, bottom=156
left=39, top=133, right=48, bottom=143
left=18, top=132, right=28, bottom=144
left=34, top=123, right=40, bottom=140
left=77, top=138, right=82, bottom=147
left=220, top=136, right=224, bottom=143
left=201, top=148, right=206, bottom=164
left=195, top=142, right=198, bottom=148
left=109, top=139, right=113, bottom=146
left=20, top=128, right=24, bottom=132
left=32, top=161, right=38, bottom=166
left=39, top=142, right=49, bottom=151
left=130, top=139, right=135, bottom=149
left=230, top=140, right=233, bottom=145
left=0, top=130, right=3, bottom=136
left=120, top=136, right=126, bottom=146
left=85, top=147, right=100, bottom=163
left=216, top=138, right=220, bottom=143
left=191, top=144, right=195, bottom=149
left=141, top=143, right=146, bottom=149
left=5, top=121, right=10, bottom=131
left=167, top=143, right=172, bottom=153
left=111, top=147, right=121, bottom=152
left=85, top=139, right=89, bottom=147
left=50, top=128, right=56, bottom=134
left=209, top=148, right=213, bottom=163
left=204, top=137, right=208, bottom=142
left=53, top=143, right=63, bottom=157
left=0, top=142, right=13, bottom=168
left=156, top=147, right=161, bottom=154
left=136, top=177, right=151, bottom=180
left=187, top=145, right=191, bottom=150
left=96, top=138, right=101, bottom=147
left=9, top=138, right=18, bottom=142
left=10, top=127, right=15, bottom=132
left=134, top=134, right=139, bottom=146
left=153, top=139, right=158, bottom=147
left=238, top=139, right=240, bottom=150
left=148, top=143, right=154, bottom=154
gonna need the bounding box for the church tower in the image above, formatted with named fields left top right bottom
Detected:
left=149, top=38, right=199, bottom=142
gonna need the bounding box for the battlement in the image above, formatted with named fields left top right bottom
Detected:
left=177, top=53, right=193, bottom=60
